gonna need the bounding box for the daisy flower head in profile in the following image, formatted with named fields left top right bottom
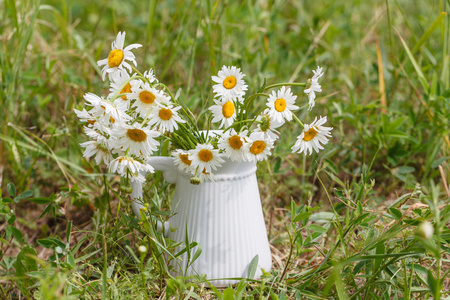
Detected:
left=109, top=156, right=154, bottom=176
left=189, top=143, right=224, bottom=175
left=304, top=66, right=324, bottom=111
left=247, top=132, right=274, bottom=162
left=291, top=116, right=332, bottom=155
left=80, top=138, right=113, bottom=166
left=97, top=31, right=142, bottom=81
left=143, top=69, right=158, bottom=84
left=218, top=129, right=251, bottom=162
left=111, top=122, right=160, bottom=157
left=266, top=86, right=298, bottom=124
left=212, top=66, right=248, bottom=100
left=148, top=104, right=186, bottom=133
left=198, top=168, right=217, bottom=182
left=209, top=98, right=237, bottom=129
left=172, top=149, right=193, bottom=173
left=83, top=92, right=122, bottom=124
left=254, top=110, right=283, bottom=142
left=129, top=82, right=171, bottom=118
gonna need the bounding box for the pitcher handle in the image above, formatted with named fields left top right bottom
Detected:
left=130, top=156, right=177, bottom=217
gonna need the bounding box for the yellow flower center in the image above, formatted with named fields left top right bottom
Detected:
left=202, top=168, right=209, bottom=175
left=108, top=49, right=124, bottom=68
left=87, top=119, right=96, bottom=125
left=303, top=127, right=318, bottom=141
left=159, top=108, right=173, bottom=121
left=139, top=91, right=156, bottom=104
left=222, top=101, right=235, bottom=118
left=179, top=153, right=192, bottom=166
left=250, top=141, right=266, bottom=155
left=120, top=83, right=132, bottom=100
left=127, top=128, right=147, bottom=142
left=274, top=98, right=287, bottom=112
left=198, top=149, right=213, bottom=162
left=110, top=116, right=115, bottom=123
left=223, top=76, right=237, bottom=89
left=229, top=135, right=243, bottom=150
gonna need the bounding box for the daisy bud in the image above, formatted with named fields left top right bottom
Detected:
left=190, top=176, right=201, bottom=185
left=138, top=245, right=147, bottom=253
left=417, top=221, right=434, bottom=240
left=260, top=114, right=271, bottom=132
left=120, top=185, right=134, bottom=194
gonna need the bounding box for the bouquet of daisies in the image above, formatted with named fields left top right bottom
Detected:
left=75, top=32, right=332, bottom=185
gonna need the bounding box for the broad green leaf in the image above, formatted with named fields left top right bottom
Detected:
left=388, top=208, right=403, bottom=221
left=247, top=254, right=259, bottom=279
left=293, top=212, right=312, bottom=222
left=7, top=183, right=16, bottom=197
left=427, top=269, right=438, bottom=296
left=13, top=190, right=33, bottom=203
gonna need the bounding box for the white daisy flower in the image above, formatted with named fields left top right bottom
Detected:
left=80, top=140, right=113, bottom=166
left=97, top=31, right=142, bottom=81
left=218, top=129, right=251, bottom=162
left=128, top=172, right=146, bottom=183
left=75, top=109, right=111, bottom=135
left=83, top=93, right=122, bottom=124
left=172, top=149, right=193, bottom=173
left=247, top=132, right=274, bottom=162
left=209, top=99, right=236, bottom=129
left=143, top=69, right=158, bottom=84
left=189, top=143, right=224, bottom=174
left=266, top=86, right=298, bottom=123
left=254, top=110, right=283, bottom=141
left=74, top=108, right=96, bottom=125
left=129, top=82, right=170, bottom=118
left=304, top=66, right=324, bottom=111
left=198, top=168, right=217, bottom=182
left=291, top=116, right=332, bottom=155
left=212, top=66, right=248, bottom=99
left=109, top=156, right=154, bottom=176
left=111, top=122, right=160, bottom=157
left=148, top=104, right=185, bottom=133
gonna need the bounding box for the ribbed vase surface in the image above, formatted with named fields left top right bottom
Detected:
left=131, top=156, right=272, bottom=287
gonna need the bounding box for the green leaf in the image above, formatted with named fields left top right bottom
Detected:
left=388, top=208, right=403, bottom=221
left=7, top=183, right=16, bottom=197
left=307, top=224, right=327, bottom=233
left=247, top=254, right=259, bottom=279
left=13, top=246, right=38, bottom=298
left=28, top=197, right=52, bottom=204
left=8, top=226, right=25, bottom=243
left=13, top=190, right=33, bottom=203
left=411, top=12, right=447, bottom=54
left=427, top=269, right=438, bottom=296
left=66, top=221, right=72, bottom=244
left=397, top=31, right=429, bottom=91
left=223, top=287, right=235, bottom=300
left=293, top=212, right=312, bottom=223
left=431, top=156, right=449, bottom=169
left=36, top=237, right=66, bottom=249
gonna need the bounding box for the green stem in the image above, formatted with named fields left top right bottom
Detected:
left=222, top=119, right=262, bottom=133
left=264, top=82, right=306, bottom=90
left=109, top=75, right=143, bottom=102
left=292, top=114, right=304, bottom=128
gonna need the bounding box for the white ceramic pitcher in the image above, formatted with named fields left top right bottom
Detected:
left=130, top=156, right=272, bottom=287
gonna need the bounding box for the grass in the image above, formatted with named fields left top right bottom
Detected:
left=1, top=0, right=449, bottom=299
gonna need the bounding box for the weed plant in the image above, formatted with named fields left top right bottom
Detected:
left=0, top=0, right=449, bottom=299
